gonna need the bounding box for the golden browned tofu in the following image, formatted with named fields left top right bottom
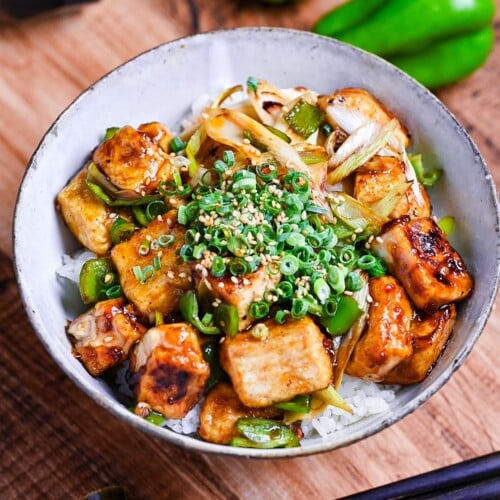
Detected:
left=346, top=276, right=413, bottom=382
left=220, top=316, right=333, bottom=407
left=354, top=156, right=431, bottom=219
left=111, top=214, right=192, bottom=322
left=129, top=323, right=209, bottom=419
left=385, top=305, right=456, bottom=384
left=194, top=265, right=281, bottom=331
left=68, top=298, right=146, bottom=376
left=137, top=121, right=173, bottom=152
left=372, top=217, right=473, bottom=312
left=93, top=124, right=173, bottom=195
left=318, top=88, right=410, bottom=148
left=199, top=382, right=282, bottom=445
left=56, top=167, right=118, bottom=255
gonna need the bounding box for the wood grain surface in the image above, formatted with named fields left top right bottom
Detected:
left=0, top=1, right=499, bottom=498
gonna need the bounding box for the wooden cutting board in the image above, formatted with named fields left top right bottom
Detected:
left=1, top=1, right=499, bottom=498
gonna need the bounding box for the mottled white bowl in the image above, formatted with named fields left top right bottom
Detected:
left=14, top=28, right=499, bottom=457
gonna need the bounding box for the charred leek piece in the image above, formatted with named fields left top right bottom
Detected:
left=327, top=119, right=398, bottom=185
left=211, top=84, right=244, bottom=109
left=333, top=272, right=370, bottom=389
left=330, top=193, right=388, bottom=232
left=79, top=257, right=121, bottom=304
left=179, top=290, right=221, bottom=335
left=230, top=418, right=300, bottom=449
left=367, top=181, right=411, bottom=217
left=186, top=125, right=206, bottom=177
left=284, top=99, right=325, bottom=138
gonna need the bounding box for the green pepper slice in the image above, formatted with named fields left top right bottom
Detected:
left=274, top=395, right=311, bottom=414
left=230, top=418, right=300, bottom=449
left=284, top=100, right=325, bottom=138
left=79, top=257, right=121, bottom=304
left=179, top=290, right=221, bottom=335
left=319, top=295, right=362, bottom=336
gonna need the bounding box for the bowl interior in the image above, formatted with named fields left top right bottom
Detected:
left=14, top=28, right=499, bottom=457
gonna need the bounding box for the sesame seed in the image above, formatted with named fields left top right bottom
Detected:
left=367, top=295, right=373, bottom=303
left=375, top=236, right=383, bottom=244
left=344, top=290, right=354, bottom=296
left=242, top=138, right=251, bottom=145
left=145, top=235, right=152, bottom=241
left=243, top=278, right=250, bottom=286
left=179, top=272, right=187, bottom=278
left=230, top=276, right=238, bottom=284
left=167, top=271, right=175, bottom=279
left=104, top=336, right=113, bottom=343
left=212, top=301, right=219, bottom=308
left=218, top=282, right=225, bottom=288
left=354, top=227, right=363, bottom=234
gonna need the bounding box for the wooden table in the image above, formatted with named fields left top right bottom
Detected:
left=1, top=1, right=499, bottom=498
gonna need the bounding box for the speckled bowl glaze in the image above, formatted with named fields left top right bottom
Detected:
left=14, top=28, right=499, bottom=457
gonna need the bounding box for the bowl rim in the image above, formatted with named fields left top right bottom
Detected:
left=13, top=26, right=500, bottom=458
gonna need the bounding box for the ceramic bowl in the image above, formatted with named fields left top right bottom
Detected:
left=14, top=28, right=499, bottom=457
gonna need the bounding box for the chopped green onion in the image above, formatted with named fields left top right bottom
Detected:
left=223, top=150, right=235, bottom=166
left=179, top=290, right=221, bottom=335
left=158, top=234, right=175, bottom=247
left=211, top=256, right=226, bottom=277
left=275, top=310, right=288, bottom=324
left=110, top=217, right=136, bottom=244
left=291, top=298, right=308, bottom=320
left=229, top=258, right=248, bottom=276
left=169, top=136, right=186, bottom=153
left=214, top=159, right=228, bottom=173
left=246, top=76, right=259, bottom=92
left=313, top=278, right=331, bottom=303
left=320, top=295, right=362, bottom=336
left=280, top=255, right=300, bottom=276
left=249, top=301, right=270, bottom=320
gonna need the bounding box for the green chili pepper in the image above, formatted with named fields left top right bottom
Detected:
left=202, top=340, right=226, bottom=390
left=408, top=154, right=442, bottom=187
left=314, top=0, right=386, bottom=37
left=79, top=257, right=121, bottom=304
left=214, top=303, right=240, bottom=338
left=438, top=216, right=455, bottom=236
left=319, top=295, right=362, bottom=336
left=313, top=0, right=495, bottom=89
left=389, top=26, right=494, bottom=90
left=102, top=126, right=120, bottom=142
left=332, top=0, right=495, bottom=57
left=110, top=216, right=136, bottom=244
left=274, top=395, right=311, bottom=414
left=230, top=418, right=300, bottom=449
left=179, top=290, right=221, bottom=335
left=284, top=100, right=325, bottom=138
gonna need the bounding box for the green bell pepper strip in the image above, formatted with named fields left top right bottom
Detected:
left=79, top=257, right=120, bottom=304
left=438, top=216, right=455, bottom=236
left=314, top=0, right=386, bottom=37
left=110, top=216, right=136, bottom=244
left=202, top=340, right=226, bottom=390
left=179, top=290, right=221, bottom=335
left=230, top=418, right=300, bottom=449
left=333, top=0, right=495, bottom=58
left=408, top=154, right=442, bottom=187
left=214, top=303, right=240, bottom=338
left=319, top=295, right=362, bottom=336
left=389, top=26, right=494, bottom=90
left=274, top=395, right=311, bottom=414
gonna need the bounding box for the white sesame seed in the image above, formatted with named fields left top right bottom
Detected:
left=104, top=336, right=113, bottom=343
left=375, top=236, right=383, bottom=244
left=218, top=282, right=225, bottom=288
left=344, top=290, right=354, bottom=296
left=230, top=276, right=238, bottom=284
left=167, top=271, right=175, bottom=279
left=179, top=272, right=187, bottom=278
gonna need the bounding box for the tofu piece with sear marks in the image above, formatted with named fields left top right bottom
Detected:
left=199, top=382, right=282, bottom=445
left=346, top=276, right=413, bottom=382
left=220, top=316, right=333, bottom=407
left=111, top=214, right=192, bottom=322
left=372, top=216, right=473, bottom=312
left=68, top=298, right=147, bottom=376
left=129, top=323, right=209, bottom=419
left=193, top=265, right=281, bottom=331
left=384, top=304, right=456, bottom=384
left=56, top=166, right=121, bottom=255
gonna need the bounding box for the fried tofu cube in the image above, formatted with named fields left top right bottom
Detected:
left=68, top=298, right=146, bottom=376
left=56, top=167, right=119, bottom=255
left=129, top=323, right=209, bottom=419
left=111, top=214, right=191, bottom=321
left=372, top=217, right=473, bottom=312
left=346, top=276, right=413, bottom=382
left=220, top=316, right=333, bottom=407
left=93, top=124, right=174, bottom=195
left=384, top=304, right=456, bottom=384
left=193, top=265, right=281, bottom=331
left=199, top=382, right=282, bottom=445
left=354, top=156, right=431, bottom=219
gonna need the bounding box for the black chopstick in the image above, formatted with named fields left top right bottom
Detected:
left=339, top=451, right=500, bottom=499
